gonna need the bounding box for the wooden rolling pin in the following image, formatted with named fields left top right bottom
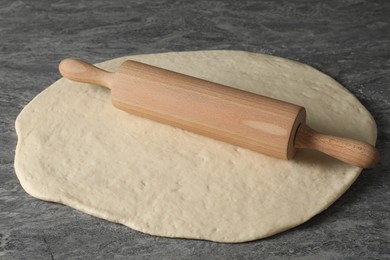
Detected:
left=59, top=58, right=379, bottom=168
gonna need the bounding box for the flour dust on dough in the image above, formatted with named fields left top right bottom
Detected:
left=14, top=51, right=376, bottom=242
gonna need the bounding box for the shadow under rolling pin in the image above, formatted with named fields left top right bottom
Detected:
left=59, top=58, right=379, bottom=168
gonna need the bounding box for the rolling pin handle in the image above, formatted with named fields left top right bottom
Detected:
left=294, top=124, right=380, bottom=168
left=59, top=58, right=114, bottom=89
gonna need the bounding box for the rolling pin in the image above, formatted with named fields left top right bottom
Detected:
left=59, top=58, right=379, bottom=168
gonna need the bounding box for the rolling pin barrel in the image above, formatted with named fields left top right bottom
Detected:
left=59, top=58, right=379, bottom=168
left=112, top=60, right=306, bottom=160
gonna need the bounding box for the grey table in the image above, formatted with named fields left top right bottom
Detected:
left=1, top=0, right=389, bottom=259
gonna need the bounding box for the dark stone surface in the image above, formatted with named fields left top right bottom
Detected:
left=1, top=0, right=389, bottom=259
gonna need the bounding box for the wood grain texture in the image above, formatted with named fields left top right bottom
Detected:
left=112, top=60, right=305, bottom=160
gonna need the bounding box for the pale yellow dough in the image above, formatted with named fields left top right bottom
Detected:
left=14, top=51, right=377, bottom=242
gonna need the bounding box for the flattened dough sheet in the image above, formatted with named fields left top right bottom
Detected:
left=15, top=51, right=376, bottom=242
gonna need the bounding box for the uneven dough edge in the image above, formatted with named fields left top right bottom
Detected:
left=13, top=157, right=361, bottom=243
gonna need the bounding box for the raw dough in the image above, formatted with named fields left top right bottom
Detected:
left=14, top=51, right=377, bottom=242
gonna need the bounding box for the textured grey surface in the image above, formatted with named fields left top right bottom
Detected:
left=1, top=0, right=389, bottom=259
